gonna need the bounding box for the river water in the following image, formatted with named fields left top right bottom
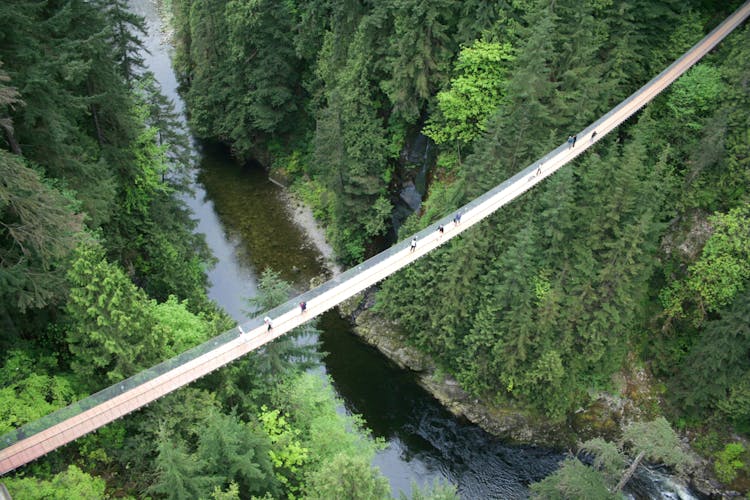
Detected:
left=129, top=1, right=696, bottom=498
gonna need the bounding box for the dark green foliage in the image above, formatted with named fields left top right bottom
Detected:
left=148, top=426, right=216, bottom=500
left=378, top=1, right=749, bottom=422
left=174, top=0, right=301, bottom=158
left=530, top=457, right=620, bottom=500
left=532, top=419, right=689, bottom=497
left=0, top=151, right=83, bottom=314
left=673, top=287, right=750, bottom=428
left=379, top=0, right=456, bottom=124
left=196, top=409, right=278, bottom=496
left=4, top=0, right=750, bottom=496
left=1, top=1, right=393, bottom=498
left=136, top=72, right=193, bottom=175
left=95, top=0, right=149, bottom=83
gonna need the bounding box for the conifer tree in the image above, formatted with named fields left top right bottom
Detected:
left=0, top=151, right=83, bottom=315
left=95, top=0, right=148, bottom=84
left=196, top=409, right=278, bottom=496
left=65, top=242, right=165, bottom=385
left=148, top=427, right=215, bottom=500
left=380, top=0, right=456, bottom=124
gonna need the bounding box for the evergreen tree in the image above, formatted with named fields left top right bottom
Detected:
left=675, top=286, right=750, bottom=426
left=136, top=72, right=193, bottom=176
left=314, top=21, right=392, bottom=262
left=95, top=0, right=149, bottom=84
left=0, top=151, right=83, bottom=316
left=65, top=242, right=165, bottom=385
left=380, top=0, right=456, bottom=124
left=196, top=409, right=278, bottom=496
left=148, top=427, right=215, bottom=500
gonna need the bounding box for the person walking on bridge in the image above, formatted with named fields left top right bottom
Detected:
left=264, top=316, right=273, bottom=331
left=410, top=237, right=417, bottom=253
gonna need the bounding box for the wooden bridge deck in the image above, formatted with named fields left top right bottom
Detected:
left=2, top=0, right=748, bottom=476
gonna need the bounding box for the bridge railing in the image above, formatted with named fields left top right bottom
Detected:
left=3, top=0, right=748, bottom=455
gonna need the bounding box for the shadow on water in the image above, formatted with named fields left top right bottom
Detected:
left=319, top=312, right=564, bottom=498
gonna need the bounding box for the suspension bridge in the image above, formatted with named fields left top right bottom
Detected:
left=2, top=0, right=749, bottom=476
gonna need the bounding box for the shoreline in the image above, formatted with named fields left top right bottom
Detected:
left=277, top=187, right=342, bottom=277
left=275, top=180, right=721, bottom=497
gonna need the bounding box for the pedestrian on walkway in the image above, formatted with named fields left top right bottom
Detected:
left=437, top=224, right=444, bottom=239
left=567, top=135, right=574, bottom=149
left=590, top=130, right=597, bottom=143
left=264, top=316, right=273, bottom=331
left=300, top=301, right=307, bottom=314
left=572, top=134, right=577, bottom=147
left=237, top=325, right=245, bottom=336
left=453, top=212, right=461, bottom=226
left=410, top=237, right=417, bottom=253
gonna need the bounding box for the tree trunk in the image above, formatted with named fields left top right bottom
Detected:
left=614, top=450, right=646, bottom=493
left=1, top=121, right=22, bottom=154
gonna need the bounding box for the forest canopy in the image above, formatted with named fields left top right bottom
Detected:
left=1, top=0, right=748, bottom=496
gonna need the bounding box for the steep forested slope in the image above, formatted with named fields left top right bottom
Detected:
left=170, top=0, right=750, bottom=490
left=1, top=1, right=433, bottom=498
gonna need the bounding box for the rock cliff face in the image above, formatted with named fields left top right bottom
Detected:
left=341, top=290, right=731, bottom=497
left=340, top=291, right=573, bottom=447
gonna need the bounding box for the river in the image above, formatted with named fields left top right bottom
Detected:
left=129, top=1, right=696, bottom=498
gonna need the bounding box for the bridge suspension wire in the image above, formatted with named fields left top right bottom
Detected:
left=2, top=0, right=749, bottom=476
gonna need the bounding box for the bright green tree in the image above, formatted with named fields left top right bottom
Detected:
left=714, top=442, right=746, bottom=484
left=425, top=40, right=514, bottom=147
left=0, top=349, right=79, bottom=435
left=65, top=242, right=164, bottom=385
left=303, top=453, right=391, bottom=500
left=662, top=205, right=750, bottom=323
left=3, top=465, right=107, bottom=500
